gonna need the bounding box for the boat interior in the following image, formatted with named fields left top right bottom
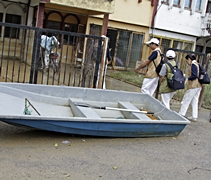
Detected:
left=0, top=83, right=189, bottom=123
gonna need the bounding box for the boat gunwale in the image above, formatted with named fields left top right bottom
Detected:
left=0, top=115, right=190, bottom=124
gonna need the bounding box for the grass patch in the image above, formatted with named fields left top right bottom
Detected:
left=203, top=85, right=211, bottom=108
left=107, top=70, right=143, bottom=87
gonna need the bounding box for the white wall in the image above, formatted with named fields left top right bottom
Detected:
left=150, top=29, right=196, bottom=42
left=154, top=1, right=207, bottom=37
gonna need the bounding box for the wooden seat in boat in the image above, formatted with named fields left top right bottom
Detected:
left=69, top=98, right=101, bottom=119
left=118, top=101, right=152, bottom=121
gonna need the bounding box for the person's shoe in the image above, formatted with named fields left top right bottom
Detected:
left=187, top=116, right=197, bottom=122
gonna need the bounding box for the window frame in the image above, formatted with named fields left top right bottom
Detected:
left=162, top=0, right=169, bottom=4
left=46, top=20, right=61, bottom=31
left=173, top=0, right=180, bottom=7
left=195, top=0, right=202, bottom=11
left=63, top=23, right=77, bottom=45
left=184, top=0, right=192, bottom=9
left=151, top=35, right=194, bottom=52
left=5, top=13, right=21, bottom=38
left=206, top=1, right=211, bottom=13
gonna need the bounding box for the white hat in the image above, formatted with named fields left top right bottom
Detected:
left=166, top=50, right=176, bottom=58
left=146, top=38, right=159, bottom=45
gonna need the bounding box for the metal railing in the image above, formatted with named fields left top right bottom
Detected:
left=0, top=22, right=106, bottom=88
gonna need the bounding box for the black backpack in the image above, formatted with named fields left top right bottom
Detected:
left=166, top=62, right=185, bottom=90
left=198, top=64, right=210, bottom=84
left=153, top=52, right=166, bottom=74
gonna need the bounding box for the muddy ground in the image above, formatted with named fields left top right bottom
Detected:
left=0, top=77, right=211, bottom=180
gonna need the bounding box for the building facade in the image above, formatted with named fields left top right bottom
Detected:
left=1, top=0, right=211, bottom=70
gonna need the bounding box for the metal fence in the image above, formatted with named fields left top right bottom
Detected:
left=0, top=22, right=106, bottom=88
left=89, top=24, right=144, bottom=70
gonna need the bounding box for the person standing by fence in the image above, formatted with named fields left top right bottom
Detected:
left=179, top=54, right=202, bottom=122
left=134, top=38, right=161, bottom=96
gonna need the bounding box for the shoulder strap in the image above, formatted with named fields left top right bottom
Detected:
left=152, top=60, right=156, bottom=68
left=156, top=50, right=163, bottom=59
left=166, top=61, right=173, bottom=69
left=166, top=61, right=177, bottom=72
left=193, top=62, right=200, bottom=77
left=152, top=50, right=163, bottom=68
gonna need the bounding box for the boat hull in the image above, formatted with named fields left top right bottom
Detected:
left=0, top=82, right=190, bottom=138
left=1, top=118, right=186, bottom=137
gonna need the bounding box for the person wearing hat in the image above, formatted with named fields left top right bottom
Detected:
left=134, top=38, right=162, bottom=96
left=159, top=50, right=177, bottom=109
left=178, top=54, right=202, bottom=122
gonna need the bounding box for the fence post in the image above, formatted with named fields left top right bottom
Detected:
left=97, top=37, right=108, bottom=89
left=29, top=28, right=39, bottom=84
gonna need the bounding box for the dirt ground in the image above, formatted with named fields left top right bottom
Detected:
left=0, top=77, right=211, bottom=180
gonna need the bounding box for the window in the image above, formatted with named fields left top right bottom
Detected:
left=128, top=33, right=144, bottom=68
left=0, top=13, right=3, bottom=22
left=206, top=2, right=211, bottom=13
left=196, top=45, right=203, bottom=53
left=183, top=42, right=192, bottom=51
left=153, top=36, right=193, bottom=51
left=173, top=0, right=180, bottom=6
left=5, top=14, right=21, bottom=38
left=64, top=23, right=77, bottom=44
left=173, top=41, right=183, bottom=49
left=161, top=39, right=171, bottom=50
left=89, top=24, right=144, bottom=69
left=46, top=20, right=61, bottom=37
left=195, top=0, right=201, bottom=11
left=47, top=21, right=61, bottom=30
left=184, top=0, right=191, bottom=8
left=162, top=0, right=169, bottom=3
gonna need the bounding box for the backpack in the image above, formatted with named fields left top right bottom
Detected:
left=166, top=62, right=185, bottom=90
left=198, top=64, right=210, bottom=84
left=153, top=52, right=166, bottom=74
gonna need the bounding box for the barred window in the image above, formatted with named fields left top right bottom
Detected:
left=64, top=23, right=77, bottom=45
left=5, top=14, right=21, bottom=38
left=162, top=0, right=169, bottom=4
left=90, top=24, right=144, bottom=69
left=47, top=21, right=61, bottom=30
left=152, top=36, right=194, bottom=51
left=183, top=42, right=192, bottom=51
left=161, top=39, right=171, bottom=49
left=195, top=0, right=202, bottom=11
left=207, top=2, right=211, bottom=13
left=173, top=41, right=183, bottom=49
left=184, top=0, right=191, bottom=8
left=173, top=0, right=180, bottom=6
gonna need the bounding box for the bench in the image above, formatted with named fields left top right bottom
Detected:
left=69, top=98, right=101, bottom=119
left=118, top=101, right=152, bottom=121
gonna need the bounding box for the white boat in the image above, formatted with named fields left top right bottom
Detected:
left=0, top=82, right=189, bottom=137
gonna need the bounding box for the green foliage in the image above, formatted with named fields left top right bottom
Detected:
left=203, top=85, right=211, bottom=107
